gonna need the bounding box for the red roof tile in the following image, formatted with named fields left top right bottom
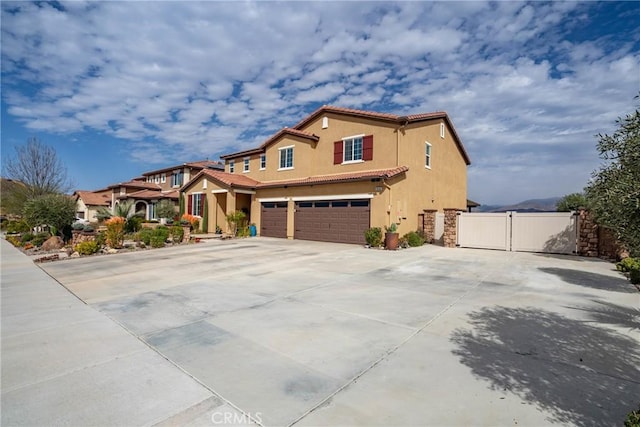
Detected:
left=107, top=180, right=161, bottom=190
left=257, top=166, right=409, bottom=189
left=142, top=160, right=224, bottom=176
left=220, top=128, right=319, bottom=160
left=117, top=189, right=179, bottom=200
left=74, top=190, right=110, bottom=206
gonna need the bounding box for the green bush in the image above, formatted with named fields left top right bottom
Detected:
left=95, top=231, right=106, bottom=247
left=72, top=222, right=85, bottom=231
left=169, top=226, right=184, bottom=243
left=139, top=228, right=154, bottom=246
left=31, top=232, right=50, bottom=247
left=125, top=216, right=143, bottom=233
left=6, top=220, right=31, bottom=234
left=403, top=231, right=425, bottom=247
left=364, top=227, right=383, bottom=247
left=20, top=232, right=34, bottom=243
left=6, top=235, right=22, bottom=247
left=149, top=226, right=169, bottom=248
left=617, top=258, right=640, bottom=272
left=625, top=403, right=640, bottom=427
left=74, top=240, right=100, bottom=255
left=83, top=224, right=94, bottom=232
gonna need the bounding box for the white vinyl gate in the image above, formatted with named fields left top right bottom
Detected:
left=457, top=211, right=578, bottom=254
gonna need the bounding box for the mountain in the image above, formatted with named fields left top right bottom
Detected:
left=475, top=197, right=561, bottom=213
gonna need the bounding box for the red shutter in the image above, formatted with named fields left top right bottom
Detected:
left=187, top=194, right=193, bottom=215
left=333, top=141, right=343, bottom=164
left=363, top=135, right=373, bottom=161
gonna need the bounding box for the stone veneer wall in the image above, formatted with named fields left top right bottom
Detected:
left=71, top=231, right=96, bottom=247
left=422, top=210, right=437, bottom=243
left=443, top=208, right=461, bottom=248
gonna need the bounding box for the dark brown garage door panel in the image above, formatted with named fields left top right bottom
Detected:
left=294, top=200, right=370, bottom=244
left=261, top=202, right=287, bottom=238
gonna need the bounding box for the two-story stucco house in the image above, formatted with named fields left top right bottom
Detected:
left=181, top=105, right=470, bottom=244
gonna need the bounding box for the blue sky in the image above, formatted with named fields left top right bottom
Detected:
left=1, top=1, right=638, bottom=205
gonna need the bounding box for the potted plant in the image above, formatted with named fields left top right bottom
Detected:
left=385, top=223, right=399, bottom=250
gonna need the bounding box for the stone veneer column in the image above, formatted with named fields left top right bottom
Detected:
left=443, top=208, right=460, bottom=248
left=422, top=209, right=437, bottom=243
left=577, top=208, right=598, bottom=257
left=182, top=225, right=191, bottom=243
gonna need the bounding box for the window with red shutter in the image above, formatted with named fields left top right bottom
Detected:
left=333, top=141, right=343, bottom=164
left=188, top=194, right=193, bottom=214
left=363, top=135, right=373, bottom=161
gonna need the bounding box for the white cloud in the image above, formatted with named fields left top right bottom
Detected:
left=1, top=1, right=638, bottom=203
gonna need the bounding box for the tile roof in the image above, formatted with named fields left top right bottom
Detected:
left=108, top=180, right=161, bottom=190
left=220, top=128, right=319, bottom=160
left=117, top=189, right=179, bottom=200
left=142, top=160, right=224, bottom=176
left=75, top=190, right=110, bottom=206
left=198, top=169, right=261, bottom=188
left=257, top=166, right=409, bottom=189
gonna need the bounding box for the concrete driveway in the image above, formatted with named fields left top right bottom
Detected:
left=5, top=237, right=640, bottom=426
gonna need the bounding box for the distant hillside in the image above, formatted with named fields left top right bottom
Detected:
left=476, top=197, right=561, bottom=213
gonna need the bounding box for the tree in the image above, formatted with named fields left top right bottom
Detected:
left=585, top=102, right=640, bottom=257
left=2, top=138, right=73, bottom=215
left=556, top=193, right=587, bottom=212
left=22, top=193, right=76, bottom=236
left=156, top=199, right=177, bottom=221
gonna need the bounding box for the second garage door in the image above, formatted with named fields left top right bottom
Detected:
left=294, top=199, right=370, bottom=245
left=261, top=202, right=288, bottom=238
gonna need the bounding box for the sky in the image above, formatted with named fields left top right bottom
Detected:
left=1, top=1, right=639, bottom=205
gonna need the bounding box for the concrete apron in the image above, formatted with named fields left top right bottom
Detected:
left=5, top=237, right=640, bottom=426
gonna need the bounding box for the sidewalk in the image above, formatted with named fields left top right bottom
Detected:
left=0, top=239, right=238, bottom=426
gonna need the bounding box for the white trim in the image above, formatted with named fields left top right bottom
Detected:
left=277, top=167, right=294, bottom=171
left=440, top=122, right=445, bottom=139
left=259, top=153, right=266, bottom=170
left=202, top=179, right=207, bottom=189
left=234, top=189, right=256, bottom=195
left=190, top=191, right=204, bottom=195
left=292, top=193, right=374, bottom=202
left=322, top=116, right=328, bottom=129
left=341, top=133, right=365, bottom=141
left=243, top=157, right=250, bottom=173
left=211, top=189, right=228, bottom=194
left=341, top=159, right=364, bottom=165
left=278, top=145, right=295, bottom=150
left=257, top=197, right=290, bottom=203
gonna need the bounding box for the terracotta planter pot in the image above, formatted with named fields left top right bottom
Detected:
left=385, top=232, right=399, bottom=250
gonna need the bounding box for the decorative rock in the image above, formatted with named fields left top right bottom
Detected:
left=70, top=252, right=80, bottom=258
left=107, top=248, right=119, bottom=254
left=41, top=236, right=64, bottom=251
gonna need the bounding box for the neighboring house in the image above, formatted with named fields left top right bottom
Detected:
left=182, top=105, right=471, bottom=244
left=76, top=160, right=224, bottom=221
left=73, top=190, right=111, bottom=222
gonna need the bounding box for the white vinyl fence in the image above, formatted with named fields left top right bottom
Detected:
left=457, top=211, right=578, bottom=254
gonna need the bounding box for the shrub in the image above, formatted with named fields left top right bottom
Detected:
left=104, top=216, right=126, bottom=248
left=83, top=224, right=94, bottom=233
left=364, top=227, right=383, bottom=247
left=617, top=257, right=640, bottom=272
left=226, top=211, right=246, bottom=236
left=74, top=240, right=100, bottom=255
left=626, top=403, right=640, bottom=427
left=139, top=228, right=154, bottom=246
left=72, top=222, right=85, bottom=231
left=181, top=214, right=200, bottom=230
left=125, top=216, right=143, bottom=233
left=403, top=231, right=425, bottom=247
left=20, top=232, right=34, bottom=243
left=149, top=226, right=169, bottom=248
left=6, top=235, right=22, bottom=247
left=31, top=232, right=50, bottom=247
left=95, top=231, right=106, bottom=247
left=6, top=220, right=30, bottom=234
left=169, top=226, right=184, bottom=243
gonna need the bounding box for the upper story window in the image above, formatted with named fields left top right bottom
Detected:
left=260, top=153, right=266, bottom=170
left=334, top=135, right=374, bottom=164
left=161, top=173, right=166, bottom=183
left=171, top=171, right=183, bottom=187
left=279, top=146, right=294, bottom=170
left=343, top=136, right=363, bottom=163
left=243, top=157, right=250, bottom=173
left=229, top=160, right=235, bottom=173
left=425, top=142, right=432, bottom=169
left=440, top=122, right=445, bottom=139
left=154, top=174, right=160, bottom=184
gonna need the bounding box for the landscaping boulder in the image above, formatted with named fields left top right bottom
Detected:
left=41, top=236, right=64, bottom=251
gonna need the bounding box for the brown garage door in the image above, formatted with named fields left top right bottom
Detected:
left=294, top=200, right=370, bottom=244
left=260, top=202, right=288, bottom=238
